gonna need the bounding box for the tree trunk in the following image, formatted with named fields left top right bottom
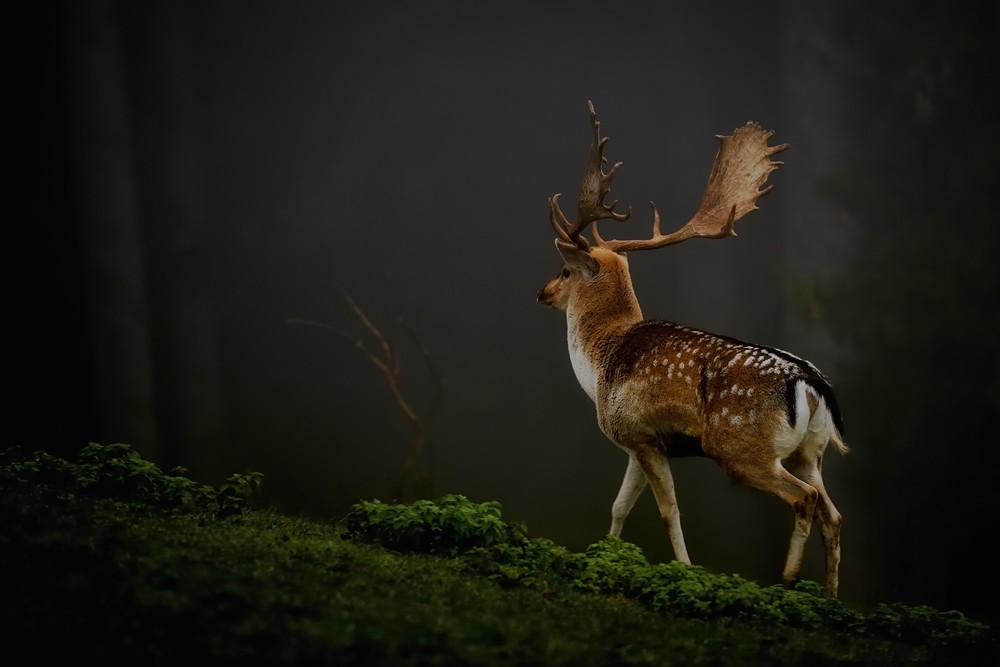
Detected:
left=66, top=0, right=159, bottom=461
left=119, top=1, right=228, bottom=476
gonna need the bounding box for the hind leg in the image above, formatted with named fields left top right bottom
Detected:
left=725, top=456, right=820, bottom=590
left=785, top=451, right=842, bottom=597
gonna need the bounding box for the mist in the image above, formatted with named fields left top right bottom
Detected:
left=18, top=0, right=999, bottom=628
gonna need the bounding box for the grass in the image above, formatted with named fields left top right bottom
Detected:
left=1, top=443, right=993, bottom=665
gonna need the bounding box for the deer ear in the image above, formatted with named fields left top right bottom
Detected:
left=555, top=239, right=599, bottom=278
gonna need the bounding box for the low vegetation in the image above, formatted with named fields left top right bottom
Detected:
left=1, top=443, right=992, bottom=665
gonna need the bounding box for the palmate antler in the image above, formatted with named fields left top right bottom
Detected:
left=550, top=101, right=789, bottom=253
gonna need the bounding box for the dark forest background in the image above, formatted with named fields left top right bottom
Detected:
left=15, top=0, right=999, bottom=628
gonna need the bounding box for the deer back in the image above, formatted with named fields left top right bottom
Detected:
left=593, top=318, right=844, bottom=462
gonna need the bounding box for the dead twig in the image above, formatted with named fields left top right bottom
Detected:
left=289, top=286, right=442, bottom=501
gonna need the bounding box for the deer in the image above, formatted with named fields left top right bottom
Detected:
left=537, top=101, right=848, bottom=597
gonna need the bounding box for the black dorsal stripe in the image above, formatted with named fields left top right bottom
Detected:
left=619, top=320, right=845, bottom=437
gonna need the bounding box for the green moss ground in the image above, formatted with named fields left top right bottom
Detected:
left=1, top=443, right=993, bottom=665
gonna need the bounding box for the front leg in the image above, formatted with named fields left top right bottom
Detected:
left=633, top=442, right=691, bottom=564
left=609, top=453, right=647, bottom=537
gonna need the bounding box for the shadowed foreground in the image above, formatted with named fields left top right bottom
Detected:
left=1, top=443, right=992, bottom=665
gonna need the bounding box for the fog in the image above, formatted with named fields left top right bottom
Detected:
left=19, top=0, right=999, bottom=627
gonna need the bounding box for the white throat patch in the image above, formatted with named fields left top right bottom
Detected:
left=567, top=319, right=598, bottom=402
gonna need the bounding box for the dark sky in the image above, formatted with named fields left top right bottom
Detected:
left=19, top=0, right=999, bottom=627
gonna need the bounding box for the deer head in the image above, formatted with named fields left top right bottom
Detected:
left=539, top=101, right=788, bottom=348
left=540, top=102, right=788, bottom=315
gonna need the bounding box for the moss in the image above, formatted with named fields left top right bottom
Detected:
left=1, top=443, right=993, bottom=665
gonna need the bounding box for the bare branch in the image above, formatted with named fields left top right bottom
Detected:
left=288, top=286, right=442, bottom=501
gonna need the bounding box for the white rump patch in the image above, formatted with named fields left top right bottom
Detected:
left=771, top=380, right=837, bottom=460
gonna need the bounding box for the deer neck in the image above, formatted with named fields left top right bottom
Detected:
left=565, top=266, right=643, bottom=402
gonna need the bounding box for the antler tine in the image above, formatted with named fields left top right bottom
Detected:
left=578, top=101, right=632, bottom=227
left=548, top=193, right=588, bottom=249
left=549, top=101, right=631, bottom=251
left=593, top=200, right=660, bottom=246
left=597, top=122, right=788, bottom=254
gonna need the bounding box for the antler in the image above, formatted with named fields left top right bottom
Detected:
left=593, top=122, right=789, bottom=253
left=549, top=101, right=631, bottom=250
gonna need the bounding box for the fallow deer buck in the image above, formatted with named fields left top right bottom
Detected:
left=537, top=102, right=848, bottom=597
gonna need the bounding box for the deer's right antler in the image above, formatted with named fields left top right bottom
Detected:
left=549, top=101, right=631, bottom=251
left=594, top=122, right=789, bottom=254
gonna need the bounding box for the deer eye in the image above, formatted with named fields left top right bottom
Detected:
left=561, top=268, right=571, bottom=279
